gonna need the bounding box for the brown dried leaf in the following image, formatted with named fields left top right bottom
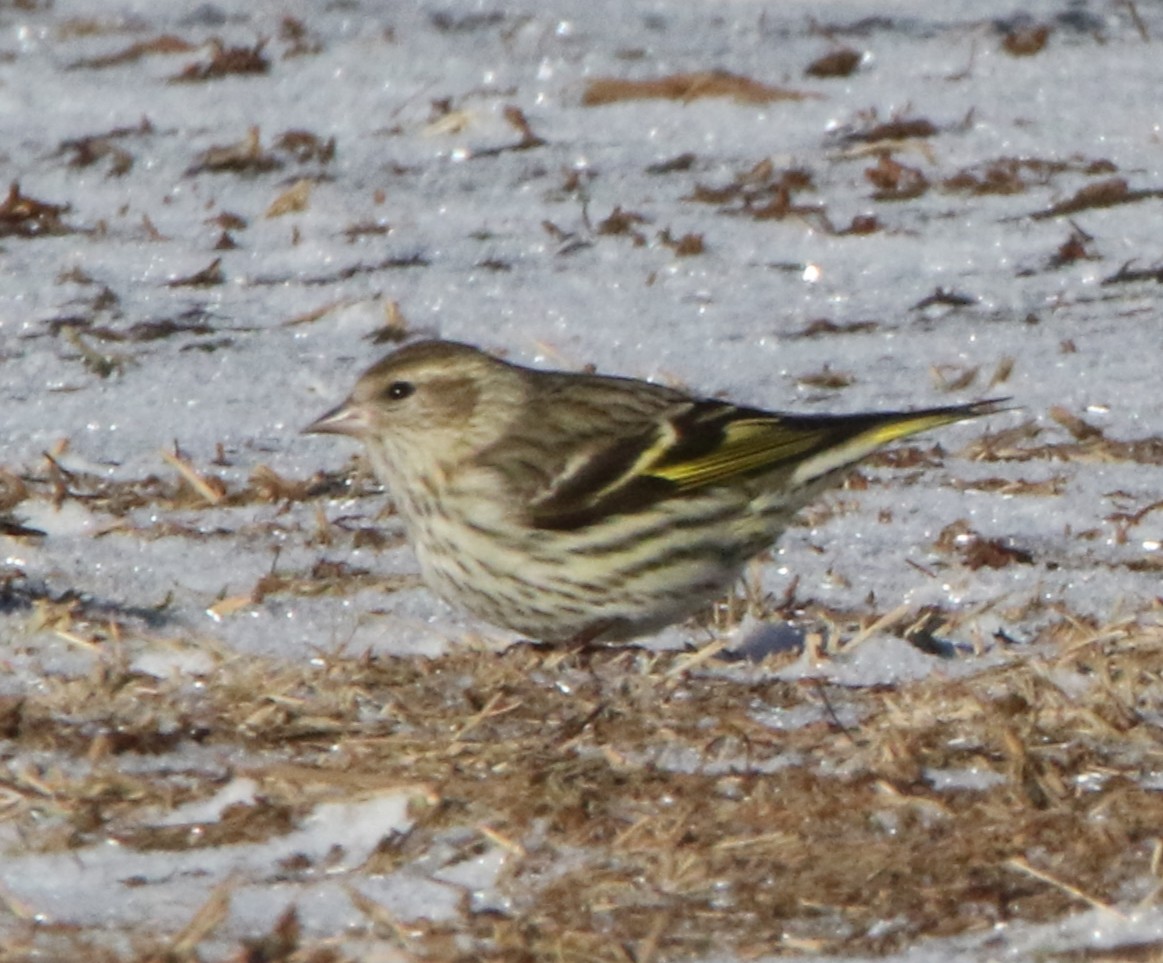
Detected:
left=171, top=39, right=269, bottom=82
left=961, top=537, right=1035, bottom=570
left=596, top=206, right=649, bottom=239
left=68, top=34, right=194, bottom=70
left=1049, top=405, right=1104, bottom=441
left=797, top=365, right=854, bottom=390
left=646, top=152, right=697, bottom=175
left=805, top=47, right=861, bottom=78
left=1031, top=176, right=1163, bottom=219
left=844, top=117, right=938, bottom=144
left=1002, top=24, right=1051, bottom=56
left=792, top=318, right=880, bottom=338
left=274, top=129, right=336, bottom=164
left=0, top=182, right=74, bottom=237
left=265, top=179, right=313, bottom=218
left=188, top=127, right=281, bottom=176
left=865, top=153, right=929, bottom=200
left=166, top=258, right=224, bottom=288
left=583, top=70, right=816, bottom=106
left=657, top=229, right=704, bottom=256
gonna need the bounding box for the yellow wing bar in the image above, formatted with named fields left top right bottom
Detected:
left=650, top=400, right=1005, bottom=493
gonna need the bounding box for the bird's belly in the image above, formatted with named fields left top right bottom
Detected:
left=406, top=491, right=769, bottom=642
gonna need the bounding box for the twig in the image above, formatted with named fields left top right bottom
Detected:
left=160, top=447, right=225, bottom=505
left=1006, top=857, right=1126, bottom=918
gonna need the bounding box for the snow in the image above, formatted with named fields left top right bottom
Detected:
left=2, top=0, right=1162, bottom=958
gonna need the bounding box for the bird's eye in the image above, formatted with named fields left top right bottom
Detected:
left=385, top=380, right=415, bottom=401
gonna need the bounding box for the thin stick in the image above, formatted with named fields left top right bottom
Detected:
left=1006, top=857, right=1126, bottom=919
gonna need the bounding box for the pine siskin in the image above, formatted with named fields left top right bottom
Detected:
left=306, top=339, right=1002, bottom=643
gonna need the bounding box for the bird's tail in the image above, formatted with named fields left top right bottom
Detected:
left=786, top=398, right=1010, bottom=488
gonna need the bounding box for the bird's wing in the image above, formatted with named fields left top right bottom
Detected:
left=527, top=399, right=1000, bottom=531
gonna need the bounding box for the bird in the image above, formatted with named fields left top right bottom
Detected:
left=305, top=339, right=1002, bottom=644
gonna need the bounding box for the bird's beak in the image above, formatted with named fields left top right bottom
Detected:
left=303, top=399, right=368, bottom=437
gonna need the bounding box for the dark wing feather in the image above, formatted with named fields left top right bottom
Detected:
left=527, top=397, right=1003, bottom=532
left=527, top=425, right=679, bottom=531
left=528, top=400, right=815, bottom=531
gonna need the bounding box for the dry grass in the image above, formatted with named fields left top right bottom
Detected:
left=2, top=557, right=1162, bottom=960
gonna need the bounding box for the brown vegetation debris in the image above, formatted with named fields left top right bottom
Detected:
left=58, top=120, right=153, bottom=177
left=933, top=520, right=1035, bottom=569
left=646, top=152, right=696, bottom=175
left=60, top=325, right=131, bottom=377
left=596, top=206, right=650, bottom=245
left=582, top=70, right=817, bottom=106
left=962, top=413, right=1163, bottom=467
left=1002, top=24, right=1051, bottom=56
left=943, top=158, right=1028, bottom=195
left=946, top=157, right=1117, bottom=198
left=989, top=356, right=1015, bottom=388
left=1105, top=497, right=1163, bottom=546
left=166, top=258, right=224, bottom=288
left=805, top=47, right=862, bottom=78
left=343, top=221, right=392, bottom=241
left=910, top=287, right=976, bottom=311
left=502, top=105, right=546, bottom=149
left=792, top=318, right=880, bottom=338
left=266, top=179, right=313, bottom=218
left=0, top=516, right=45, bottom=539
left=0, top=470, right=30, bottom=512
left=469, top=106, right=547, bottom=158
left=244, top=908, right=311, bottom=962
left=4, top=601, right=1163, bottom=959
left=841, top=116, right=938, bottom=145
left=0, top=182, right=75, bottom=237
left=1048, top=226, right=1099, bottom=268
left=836, top=213, right=882, bottom=235
left=160, top=447, right=227, bottom=505
left=429, top=10, right=504, bottom=33
left=864, top=442, right=950, bottom=472
left=187, top=127, right=282, bottom=176
left=475, top=256, right=511, bottom=273
left=950, top=475, right=1068, bottom=497
left=929, top=363, right=979, bottom=392
left=66, top=33, right=194, bottom=70
left=279, top=16, right=323, bottom=57
left=292, top=253, right=431, bottom=286
left=686, top=161, right=829, bottom=227
left=367, top=300, right=411, bottom=344
left=797, top=365, right=854, bottom=390
left=865, top=153, right=929, bottom=200
left=247, top=465, right=328, bottom=504
left=962, top=537, right=1036, bottom=570
left=116, top=798, right=301, bottom=852
left=210, top=210, right=249, bottom=231
left=170, top=39, right=270, bottom=82
left=251, top=562, right=420, bottom=602
left=424, top=97, right=472, bottom=136
left=69, top=138, right=134, bottom=176
left=1049, top=405, right=1105, bottom=442
left=17, top=446, right=373, bottom=522
left=274, top=129, right=337, bottom=164
left=657, top=228, right=704, bottom=256
left=1100, top=260, right=1163, bottom=286
left=1030, top=177, right=1163, bottom=220
left=69, top=316, right=216, bottom=345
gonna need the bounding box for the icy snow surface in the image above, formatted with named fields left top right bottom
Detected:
left=1, top=0, right=1162, bottom=959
